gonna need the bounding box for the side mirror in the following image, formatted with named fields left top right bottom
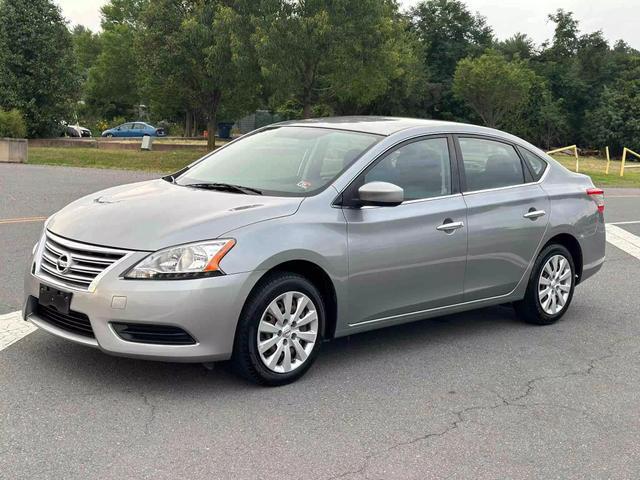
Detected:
left=358, top=181, right=404, bottom=207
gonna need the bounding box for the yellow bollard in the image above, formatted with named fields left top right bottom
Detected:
left=620, top=147, right=640, bottom=176
left=605, top=146, right=611, bottom=175
left=546, top=145, right=579, bottom=172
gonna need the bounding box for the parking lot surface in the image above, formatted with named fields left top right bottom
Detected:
left=2, top=164, right=640, bottom=479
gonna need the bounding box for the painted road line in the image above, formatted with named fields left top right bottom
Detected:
left=0, top=310, right=35, bottom=352
left=0, top=216, right=47, bottom=225
left=606, top=224, right=640, bottom=260
left=608, top=220, right=640, bottom=226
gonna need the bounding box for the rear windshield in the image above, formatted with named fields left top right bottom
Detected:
left=176, top=126, right=382, bottom=196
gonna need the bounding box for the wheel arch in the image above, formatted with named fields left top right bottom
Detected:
left=543, top=233, right=583, bottom=283
left=242, top=259, right=339, bottom=340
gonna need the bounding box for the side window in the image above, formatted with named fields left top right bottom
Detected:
left=519, top=147, right=547, bottom=181
left=363, top=138, right=451, bottom=201
left=133, top=123, right=145, bottom=130
left=459, top=138, right=524, bottom=191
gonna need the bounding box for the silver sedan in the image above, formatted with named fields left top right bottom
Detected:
left=23, top=117, right=606, bottom=385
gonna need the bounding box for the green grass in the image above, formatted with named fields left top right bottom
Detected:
left=551, top=155, right=640, bottom=188
left=28, top=147, right=203, bottom=173
left=26, top=147, right=640, bottom=188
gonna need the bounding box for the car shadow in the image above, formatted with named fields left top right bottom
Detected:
left=14, top=304, right=530, bottom=394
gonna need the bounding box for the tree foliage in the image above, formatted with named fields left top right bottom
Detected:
left=254, top=0, right=414, bottom=118
left=0, top=108, right=27, bottom=138
left=0, top=0, right=79, bottom=137
left=453, top=51, right=535, bottom=128
left=139, top=0, right=260, bottom=149
left=3, top=0, right=640, bottom=151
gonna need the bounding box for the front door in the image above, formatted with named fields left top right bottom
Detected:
left=343, top=136, right=468, bottom=327
left=456, top=136, right=550, bottom=301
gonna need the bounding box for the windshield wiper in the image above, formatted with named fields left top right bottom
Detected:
left=184, top=182, right=263, bottom=195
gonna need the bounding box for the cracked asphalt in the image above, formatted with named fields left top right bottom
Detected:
left=2, top=164, right=640, bottom=479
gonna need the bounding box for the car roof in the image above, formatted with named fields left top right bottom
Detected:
left=274, top=116, right=502, bottom=137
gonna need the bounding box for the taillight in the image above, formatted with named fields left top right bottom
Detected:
left=587, top=188, right=605, bottom=213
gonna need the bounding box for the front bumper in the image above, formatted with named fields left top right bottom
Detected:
left=23, top=249, right=256, bottom=362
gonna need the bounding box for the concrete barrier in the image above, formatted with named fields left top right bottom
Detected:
left=0, top=138, right=27, bottom=163
left=28, top=138, right=208, bottom=152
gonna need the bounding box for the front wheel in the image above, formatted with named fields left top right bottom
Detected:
left=232, top=272, right=325, bottom=386
left=514, top=244, right=576, bottom=325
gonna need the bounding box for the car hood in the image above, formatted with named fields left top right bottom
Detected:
left=47, top=179, right=303, bottom=251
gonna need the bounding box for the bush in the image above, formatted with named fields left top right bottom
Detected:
left=0, top=109, right=27, bottom=138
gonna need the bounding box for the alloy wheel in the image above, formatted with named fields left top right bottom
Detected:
left=538, top=254, right=572, bottom=315
left=256, top=291, right=319, bottom=373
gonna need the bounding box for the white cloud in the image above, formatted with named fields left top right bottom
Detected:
left=55, top=0, right=107, bottom=32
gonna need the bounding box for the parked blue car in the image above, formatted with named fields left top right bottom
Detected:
left=101, top=122, right=166, bottom=138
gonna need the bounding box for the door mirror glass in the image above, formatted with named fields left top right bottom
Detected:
left=358, top=182, right=404, bottom=206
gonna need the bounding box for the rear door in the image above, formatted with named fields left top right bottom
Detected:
left=132, top=123, right=146, bottom=137
left=343, top=136, right=468, bottom=326
left=455, top=136, right=549, bottom=301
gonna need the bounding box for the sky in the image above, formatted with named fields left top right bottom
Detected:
left=57, top=0, right=640, bottom=49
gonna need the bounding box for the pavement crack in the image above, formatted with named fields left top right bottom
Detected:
left=139, top=392, right=157, bottom=436
left=508, top=334, right=640, bottom=404
left=325, top=335, right=640, bottom=480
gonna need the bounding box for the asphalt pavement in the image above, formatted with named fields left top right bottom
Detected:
left=1, top=164, right=640, bottom=479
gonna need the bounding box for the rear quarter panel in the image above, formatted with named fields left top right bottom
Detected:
left=540, top=163, right=606, bottom=283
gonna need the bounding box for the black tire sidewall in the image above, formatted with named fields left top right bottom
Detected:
left=529, top=244, right=576, bottom=324
left=234, top=273, right=325, bottom=386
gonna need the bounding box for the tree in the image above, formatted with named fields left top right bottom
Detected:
left=410, top=0, right=493, bottom=83
left=585, top=56, right=640, bottom=153
left=84, top=0, right=148, bottom=120
left=139, top=0, right=260, bottom=149
left=71, top=25, right=102, bottom=82
left=255, top=0, right=414, bottom=118
left=453, top=50, right=535, bottom=128
left=85, top=25, right=140, bottom=119
left=409, top=0, right=493, bottom=120
left=497, top=33, right=535, bottom=61
left=0, top=0, right=80, bottom=137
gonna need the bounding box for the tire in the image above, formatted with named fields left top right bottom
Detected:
left=106, top=133, right=113, bottom=138
left=514, top=244, right=576, bottom=325
left=232, top=272, right=325, bottom=386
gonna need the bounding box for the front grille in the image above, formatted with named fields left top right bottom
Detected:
left=36, top=303, right=94, bottom=338
left=38, top=231, right=129, bottom=290
left=111, top=322, right=196, bottom=345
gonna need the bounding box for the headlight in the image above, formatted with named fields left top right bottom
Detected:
left=124, top=239, right=235, bottom=280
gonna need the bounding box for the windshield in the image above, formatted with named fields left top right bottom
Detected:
left=176, top=126, right=382, bottom=196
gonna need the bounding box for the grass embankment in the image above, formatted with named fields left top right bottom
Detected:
left=26, top=147, right=640, bottom=188
left=551, top=155, right=640, bottom=188
left=28, top=147, right=202, bottom=173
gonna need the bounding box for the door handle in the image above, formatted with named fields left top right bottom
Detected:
left=436, top=221, right=464, bottom=232
left=523, top=209, right=546, bottom=219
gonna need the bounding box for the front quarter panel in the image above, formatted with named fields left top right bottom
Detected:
left=218, top=187, right=349, bottom=331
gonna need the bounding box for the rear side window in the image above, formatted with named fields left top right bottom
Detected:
left=519, top=147, right=547, bottom=181
left=459, top=137, right=524, bottom=192
left=363, top=137, right=451, bottom=201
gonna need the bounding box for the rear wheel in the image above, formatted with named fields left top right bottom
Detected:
left=515, top=244, right=576, bottom=325
left=232, top=272, right=324, bottom=385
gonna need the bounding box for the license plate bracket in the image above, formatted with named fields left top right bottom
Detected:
left=39, top=284, right=72, bottom=315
